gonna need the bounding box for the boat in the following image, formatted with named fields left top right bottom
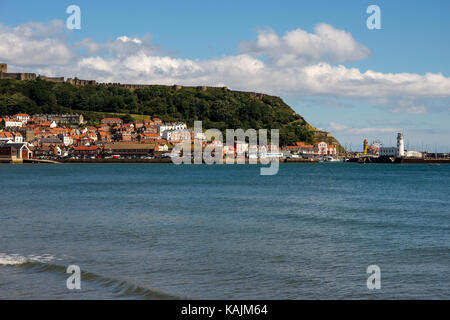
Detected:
left=324, top=156, right=342, bottom=162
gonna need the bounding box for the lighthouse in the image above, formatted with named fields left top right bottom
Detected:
left=363, top=139, right=369, bottom=155
left=397, top=133, right=405, bottom=157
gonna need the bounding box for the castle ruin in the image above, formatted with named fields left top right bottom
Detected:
left=0, top=63, right=37, bottom=81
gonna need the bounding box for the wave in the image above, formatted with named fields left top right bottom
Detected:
left=0, top=253, right=56, bottom=266
left=0, top=253, right=178, bottom=300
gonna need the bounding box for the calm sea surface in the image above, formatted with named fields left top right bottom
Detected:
left=0, top=163, right=448, bottom=299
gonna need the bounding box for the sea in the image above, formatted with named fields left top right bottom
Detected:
left=0, top=163, right=448, bottom=299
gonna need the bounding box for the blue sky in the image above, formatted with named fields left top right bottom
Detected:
left=1, top=0, right=449, bottom=151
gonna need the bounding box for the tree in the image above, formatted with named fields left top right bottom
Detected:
left=121, top=114, right=134, bottom=124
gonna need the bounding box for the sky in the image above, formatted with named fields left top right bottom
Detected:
left=1, top=0, right=449, bottom=151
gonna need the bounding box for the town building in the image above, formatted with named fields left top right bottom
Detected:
left=14, top=114, right=30, bottom=123
left=379, top=133, right=405, bottom=157
left=0, top=142, right=33, bottom=161
left=57, top=134, right=74, bottom=146
left=315, top=142, right=328, bottom=156
left=33, top=114, right=85, bottom=125
left=2, top=119, right=23, bottom=128
left=0, top=132, right=14, bottom=143
left=139, top=133, right=160, bottom=143
left=103, top=143, right=155, bottom=156
left=162, top=129, right=191, bottom=142
left=158, top=122, right=187, bottom=135
left=101, top=118, right=124, bottom=126
left=70, top=145, right=102, bottom=157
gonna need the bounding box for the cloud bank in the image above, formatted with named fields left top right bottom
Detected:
left=238, top=23, right=372, bottom=66
left=1, top=20, right=450, bottom=113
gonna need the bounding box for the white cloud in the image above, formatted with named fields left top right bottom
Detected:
left=389, top=99, right=428, bottom=114
left=0, top=21, right=74, bottom=65
left=116, top=36, right=142, bottom=44
left=1, top=20, right=450, bottom=115
left=73, top=33, right=159, bottom=58
left=238, top=23, right=371, bottom=66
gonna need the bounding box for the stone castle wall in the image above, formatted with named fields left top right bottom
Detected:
left=38, top=76, right=65, bottom=83
left=0, top=72, right=37, bottom=81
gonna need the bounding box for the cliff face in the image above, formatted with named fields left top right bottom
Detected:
left=0, top=78, right=342, bottom=147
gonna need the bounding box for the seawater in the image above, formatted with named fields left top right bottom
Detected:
left=0, top=163, right=448, bottom=299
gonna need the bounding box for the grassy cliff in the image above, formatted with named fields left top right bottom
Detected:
left=0, top=78, right=341, bottom=147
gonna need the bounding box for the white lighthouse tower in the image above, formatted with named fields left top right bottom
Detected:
left=397, top=133, right=405, bottom=157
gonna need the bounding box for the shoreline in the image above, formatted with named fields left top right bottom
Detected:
left=2, top=158, right=450, bottom=164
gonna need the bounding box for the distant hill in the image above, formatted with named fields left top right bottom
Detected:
left=0, top=78, right=341, bottom=147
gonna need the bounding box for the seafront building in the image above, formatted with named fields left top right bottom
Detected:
left=282, top=142, right=337, bottom=158
left=0, top=112, right=190, bottom=160
left=0, top=143, right=33, bottom=162
left=376, top=133, right=423, bottom=158
left=379, top=133, right=406, bottom=157
left=0, top=110, right=342, bottom=162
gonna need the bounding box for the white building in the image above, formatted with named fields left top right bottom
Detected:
left=379, top=147, right=399, bottom=157
left=315, top=142, right=328, bottom=155
left=397, top=133, right=405, bottom=157
left=406, top=150, right=423, bottom=158
left=163, top=129, right=191, bottom=142
left=58, top=134, right=74, bottom=146
left=379, top=133, right=405, bottom=157
left=158, top=122, right=187, bottom=135
left=13, top=133, right=23, bottom=143
left=14, top=114, right=30, bottom=123
left=2, top=119, right=23, bottom=128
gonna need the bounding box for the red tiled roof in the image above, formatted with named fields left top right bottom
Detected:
left=72, top=146, right=100, bottom=151
left=0, top=132, right=13, bottom=138
left=142, top=133, right=159, bottom=137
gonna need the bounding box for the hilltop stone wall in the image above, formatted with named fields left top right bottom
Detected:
left=38, top=76, right=65, bottom=83
left=0, top=72, right=37, bottom=80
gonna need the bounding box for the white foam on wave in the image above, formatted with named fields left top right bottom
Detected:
left=0, top=253, right=56, bottom=266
